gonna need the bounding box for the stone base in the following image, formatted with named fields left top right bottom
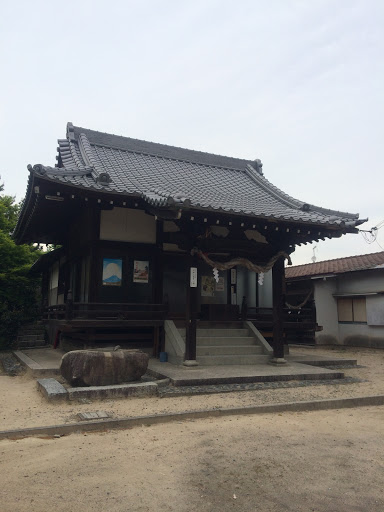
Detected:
left=37, top=378, right=68, bottom=401
left=268, top=357, right=288, bottom=366
left=183, top=359, right=199, bottom=367
left=60, top=349, right=149, bottom=386
left=68, top=382, right=157, bottom=400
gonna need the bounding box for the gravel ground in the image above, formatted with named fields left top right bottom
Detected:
left=0, top=346, right=383, bottom=431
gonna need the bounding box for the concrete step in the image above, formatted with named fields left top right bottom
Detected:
left=197, top=345, right=263, bottom=356
left=177, top=328, right=250, bottom=337
left=18, top=324, right=45, bottom=332
left=17, top=334, right=43, bottom=341
left=196, top=328, right=250, bottom=337
left=18, top=332, right=46, bottom=338
left=197, top=336, right=257, bottom=346
left=197, top=321, right=244, bottom=329
left=197, top=354, right=271, bottom=366
left=18, top=341, right=48, bottom=348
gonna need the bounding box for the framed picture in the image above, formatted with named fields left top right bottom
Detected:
left=133, top=260, right=149, bottom=283
left=102, top=258, right=122, bottom=286
left=201, top=275, right=215, bottom=297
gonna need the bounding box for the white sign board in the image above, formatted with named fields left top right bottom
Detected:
left=231, top=268, right=237, bottom=285
left=190, top=267, right=198, bottom=288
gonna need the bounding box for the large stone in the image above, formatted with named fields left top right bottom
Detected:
left=60, top=349, right=149, bottom=387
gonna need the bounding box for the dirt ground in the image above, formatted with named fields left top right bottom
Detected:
left=1, top=346, right=384, bottom=511
left=1, top=346, right=384, bottom=431
left=0, top=406, right=383, bottom=512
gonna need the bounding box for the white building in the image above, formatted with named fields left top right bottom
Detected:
left=286, top=252, right=384, bottom=348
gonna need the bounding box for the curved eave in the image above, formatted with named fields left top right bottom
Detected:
left=12, top=171, right=39, bottom=244
left=30, top=246, right=65, bottom=274
left=15, top=168, right=363, bottom=245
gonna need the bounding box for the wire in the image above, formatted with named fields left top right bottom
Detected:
left=360, top=230, right=377, bottom=244
left=359, top=219, right=384, bottom=245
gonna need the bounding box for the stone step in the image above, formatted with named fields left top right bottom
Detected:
left=197, top=336, right=257, bottom=346
left=197, top=354, right=271, bottom=366
left=197, top=345, right=263, bottom=356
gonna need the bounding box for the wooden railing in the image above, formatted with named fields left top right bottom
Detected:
left=43, top=302, right=168, bottom=322
left=245, top=306, right=316, bottom=324
left=245, top=306, right=318, bottom=344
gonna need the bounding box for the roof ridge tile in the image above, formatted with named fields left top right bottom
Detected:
left=70, top=123, right=258, bottom=172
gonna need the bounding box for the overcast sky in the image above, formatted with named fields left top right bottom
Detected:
left=0, top=0, right=383, bottom=265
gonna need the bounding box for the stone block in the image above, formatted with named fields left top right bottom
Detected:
left=60, top=349, right=149, bottom=387
left=37, top=378, right=68, bottom=401
left=68, top=382, right=158, bottom=400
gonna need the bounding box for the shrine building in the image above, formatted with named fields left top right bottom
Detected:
left=14, top=123, right=365, bottom=365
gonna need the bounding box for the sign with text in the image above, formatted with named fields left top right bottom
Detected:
left=190, top=267, right=198, bottom=287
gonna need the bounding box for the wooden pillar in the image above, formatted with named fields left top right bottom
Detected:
left=88, top=245, right=99, bottom=302
left=272, top=256, right=286, bottom=361
left=154, top=219, right=164, bottom=304
left=184, top=255, right=198, bottom=365
left=65, top=289, right=73, bottom=320
left=227, top=269, right=232, bottom=305
left=88, top=207, right=101, bottom=303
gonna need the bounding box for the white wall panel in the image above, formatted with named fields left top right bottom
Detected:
left=100, top=207, right=156, bottom=243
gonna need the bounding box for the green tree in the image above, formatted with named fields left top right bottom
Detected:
left=0, top=180, right=42, bottom=350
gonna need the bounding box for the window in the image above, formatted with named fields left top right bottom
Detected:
left=337, top=297, right=367, bottom=323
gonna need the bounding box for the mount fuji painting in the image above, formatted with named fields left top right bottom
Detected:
left=102, top=258, right=122, bottom=286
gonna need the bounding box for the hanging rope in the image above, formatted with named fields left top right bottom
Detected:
left=193, top=249, right=292, bottom=273
left=285, top=289, right=313, bottom=310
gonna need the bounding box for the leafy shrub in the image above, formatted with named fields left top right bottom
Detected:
left=0, top=181, right=41, bottom=350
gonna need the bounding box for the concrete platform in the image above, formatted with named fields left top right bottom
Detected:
left=147, top=359, right=344, bottom=386
left=37, top=378, right=158, bottom=401
left=286, top=353, right=358, bottom=367
left=13, top=349, right=63, bottom=376
left=14, top=348, right=352, bottom=386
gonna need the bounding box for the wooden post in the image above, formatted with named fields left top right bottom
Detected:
left=153, top=326, right=160, bottom=357
left=65, top=289, right=73, bottom=321
left=271, top=256, right=286, bottom=362
left=154, top=219, right=164, bottom=305
left=227, top=269, right=232, bottom=306
left=184, top=255, right=198, bottom=366
left=241, top=295, right=248, bottom=321
left=89, top=246, right=99, bottom=302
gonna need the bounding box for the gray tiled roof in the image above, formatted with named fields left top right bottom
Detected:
left=67, top=123, right=260, bottom=172
left=28, top=122, right=364, bottom=228
left=286, top=251, right=384, bottom=279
